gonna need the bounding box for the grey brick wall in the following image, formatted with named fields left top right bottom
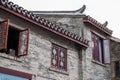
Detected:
left=0, top=9, right=83, bottom=80
left=40, top=15, right=111, bottom=80
left=0, top=9, right=111, bottom=80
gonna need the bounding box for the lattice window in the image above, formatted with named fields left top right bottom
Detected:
left=51, top=43, right=67, bottom=71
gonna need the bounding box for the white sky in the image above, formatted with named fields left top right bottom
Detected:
left=10, top=0, right=120, bottom=38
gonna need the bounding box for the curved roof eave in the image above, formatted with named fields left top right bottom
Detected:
left=83, top=15, right=112, bottom=36
left=0, top=0, right=89, bottom=48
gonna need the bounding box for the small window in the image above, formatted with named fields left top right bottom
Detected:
left=92, top=33, right=110, bottom=64
left=51, top=43, right=67, bottom=71
left=92, top=33, right=104, bottom=63
left=0, top=19, right=29, bottom=57
left=115, top=61, right=120, bottom=78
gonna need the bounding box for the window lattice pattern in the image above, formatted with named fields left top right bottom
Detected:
left=51, top=44, right=67, bottom=71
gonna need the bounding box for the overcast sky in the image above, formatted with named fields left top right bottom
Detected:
left=10, top=0, right=120, bottom=38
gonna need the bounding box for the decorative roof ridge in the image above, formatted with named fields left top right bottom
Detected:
left=31, top=5, right=86, bottom=14
left=0, top=0, right=89, bottom=47
left=30, top=5, right=86, bottom=16
left=83, top=15, right=112, bottom=35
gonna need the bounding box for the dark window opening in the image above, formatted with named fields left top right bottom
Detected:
left=7, top=27, right=19, bottom=56
left=0, top=19, right=29, bottom=57
left=115, top=61, right=120, bottom=78
left=0, top=27, right=20, bottom=56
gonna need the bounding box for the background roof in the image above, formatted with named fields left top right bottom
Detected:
left=10, top=0, right=120, bottom=39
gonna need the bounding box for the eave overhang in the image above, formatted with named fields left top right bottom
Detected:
left=83, top=16, right=112, bottom=36
left=0, top=0, right=89, bottom=48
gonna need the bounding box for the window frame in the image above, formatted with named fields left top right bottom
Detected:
left=0, top=66, right=32, bottom=80
left=0, top=19, right=30, bottom=57
left=51, top=43, right=67, bottom=71
left=92, top=32, right=104, bottom=64
left=115, top=61, right=120, bottom=78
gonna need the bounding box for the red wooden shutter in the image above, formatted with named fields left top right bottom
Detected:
left=103, top=39, right=110, bottom=64
left=92, top=34, right=96, bottom=60
left=51, top=44, right=58, bottom=68
left=0, top=19, right=9, bottom=50
left=17, top=28, right=30, bottom=57
left=59, top=47, right=67, bottom=71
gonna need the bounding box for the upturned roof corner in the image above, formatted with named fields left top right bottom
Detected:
left=83, top=15, right=113, bottom=35
left=75, top=5, right=86, bottom=14
left=0, top=0, right=89, bottom=48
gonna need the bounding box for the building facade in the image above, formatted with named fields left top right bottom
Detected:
left=0, top=0, right=115, bottom=80
left=111, top=37, right=120, bottom=80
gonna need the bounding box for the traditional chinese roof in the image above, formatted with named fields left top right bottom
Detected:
left=83, top=15, right=112, bottom=35
left=0, top=0, right=89, bottom=48
left=31, top=5, right=86, bottom=16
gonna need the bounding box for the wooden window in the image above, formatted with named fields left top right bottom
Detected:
left=17, top=28, right=30, bottom=57
left=103, top=39, right=110, bottom=64
left=92, top=33, right=110, bottom=64
left=0, top=67, right=32, bottom=80
left=0, top=19, right=9, bottom=50
left=115, top=61, right=120, bottom=78
left=0, top=19, right=30, bottom=57
left=51, top=43, right=67, bottom=71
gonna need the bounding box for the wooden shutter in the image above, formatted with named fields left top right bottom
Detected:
left=51, top=44, right=59, bottom=68
left=0, top=19, right=9, bottom=50
left=103, top=39, right=110, bottom=64
left=17, top=28, right=30, bottom=57
left=59, top=47, right=67, bottom=71
left=92, top=34, right=96, bottom=60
